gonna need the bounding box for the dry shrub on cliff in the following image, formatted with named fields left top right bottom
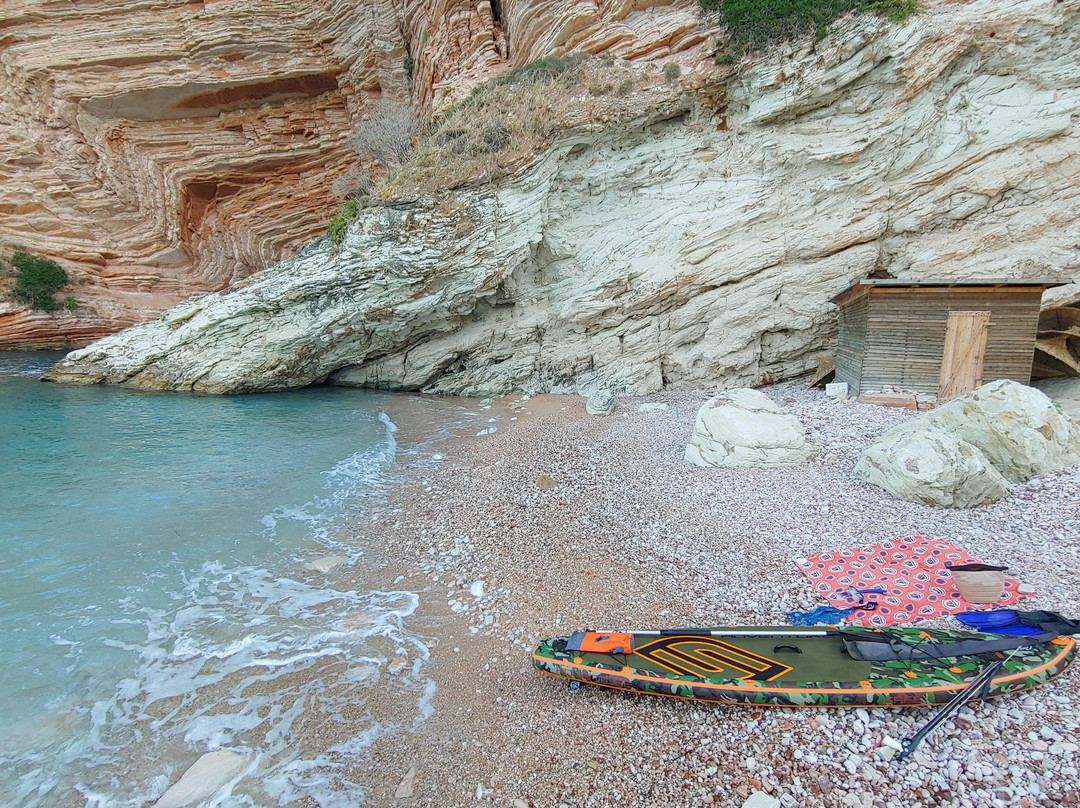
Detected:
left=386, top=55, right=670, bottom=196
left=353, top=98, right=418, bottom=176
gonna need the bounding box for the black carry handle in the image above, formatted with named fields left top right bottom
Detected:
left=773, top=643, right=803, bottom=654
left=945, top=562, right=1008, bottom=572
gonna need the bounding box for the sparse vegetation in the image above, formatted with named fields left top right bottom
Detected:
left=64, top=296, right=78, bottom=312
left=352, top=98, right=418, bottom=177
left=700, top=0, right=918, bottom=52
left=494, top=53, right=588, bottom=86
left=335, top=53, right=679, bottom=200
left=8, top=251, right=69, bottom=312
left=326, top=196, right=361, bottom=246
left=663, top=62, right=682, bottom=84
left=388, top=55, right=600, bottom=194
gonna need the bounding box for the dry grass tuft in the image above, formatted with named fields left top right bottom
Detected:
left=383, top=56, right=683, bottom=198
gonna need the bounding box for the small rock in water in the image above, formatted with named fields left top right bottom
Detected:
left=153, top=750, right=251, bottom=808
left=388, top=655, right=408, bottom=675
left=304, top=555, right=347, bottom=573
left=394, top=766, right=417, bottom=799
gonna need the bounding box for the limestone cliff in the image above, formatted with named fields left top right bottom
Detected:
left=44, top=0, right=1080, bottom=395
left=1, top=0, right=707, bottom=347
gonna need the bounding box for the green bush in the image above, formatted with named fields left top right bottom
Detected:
left=9, top=251, right=68, bottom=312
left=64, top=296, right=78, bottom=312
left=497, top=53, right=587, bottom=86
left=701, top=0, right=917, bottom=50
left=326, top=197, right=361, bottom=246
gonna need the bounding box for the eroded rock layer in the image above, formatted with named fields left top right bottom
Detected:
left=1, top=0, right=708, bottom=347
left=45, top=0, right=1080, bottom=396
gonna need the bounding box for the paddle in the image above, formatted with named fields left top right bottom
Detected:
left=897, top=658, right=1005, bottom=760
left=651, top=627, right=838, bottom=638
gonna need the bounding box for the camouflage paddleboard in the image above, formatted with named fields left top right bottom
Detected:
left=532, top=626, right=1075, bottom=707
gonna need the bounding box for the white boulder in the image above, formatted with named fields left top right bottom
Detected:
left=855, top=380, right=1080, bottom=507
left=685, top=389, right=816, bottom=468
left=585, top=387, right=615, bottom=416
left=854, top=426, right=1011, bottom=508
left=913, top=380, right=1080, bottom=482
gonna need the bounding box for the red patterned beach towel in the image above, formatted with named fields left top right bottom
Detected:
left=797, top=536, right=1030, bottom=627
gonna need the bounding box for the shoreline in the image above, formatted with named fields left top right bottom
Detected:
left=317, top=383, right=1080, bottom=808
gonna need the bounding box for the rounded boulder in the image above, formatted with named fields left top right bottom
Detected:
left=685, top=389, right=817, bottom=468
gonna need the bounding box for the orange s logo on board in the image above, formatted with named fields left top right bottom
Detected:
left=633, top=637, right=793, bottom=682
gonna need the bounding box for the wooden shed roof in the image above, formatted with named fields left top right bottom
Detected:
left=830, top=278, right=1069, bottom=307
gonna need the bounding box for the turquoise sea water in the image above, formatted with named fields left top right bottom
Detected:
left=0, top=352, right=448, bottom=807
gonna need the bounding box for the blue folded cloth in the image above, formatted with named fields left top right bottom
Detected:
left=785, top=605, right=858, bottom=626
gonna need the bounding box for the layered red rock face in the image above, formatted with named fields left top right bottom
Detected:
left=0, top=0, right=708, bottom=348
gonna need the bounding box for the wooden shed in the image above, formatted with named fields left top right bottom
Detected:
left=831, top=279, right=1064, bottom=400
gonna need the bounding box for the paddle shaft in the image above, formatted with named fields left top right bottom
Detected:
left=898, top=659, right=1004, bottom=760
left=644, top=628, right=838, bottom=639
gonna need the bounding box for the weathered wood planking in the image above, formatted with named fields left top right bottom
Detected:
left=833, top=285, right=1045, bottom=396
left=938, top=311, right=991, bottom=400
left=836, top=290, right=870, bottom=394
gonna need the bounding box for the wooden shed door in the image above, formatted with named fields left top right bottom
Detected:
left=938, top=311, right=991, bottom=401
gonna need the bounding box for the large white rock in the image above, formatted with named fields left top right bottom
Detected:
left=854, top=426, right=1011, bottom=508
left=913, top=380, right=1080, bottom=482
left=685, top=389, right=816, bottom=468
left=153, top=750, right=252, bottom=808
left=855, top=381, right=1080, bottom=507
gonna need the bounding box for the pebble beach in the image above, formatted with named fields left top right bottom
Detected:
left=311, top=382, right=1080, bottom=808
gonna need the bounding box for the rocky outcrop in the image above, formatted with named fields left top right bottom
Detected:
left=685, top=389, right=816, bottom=467
left=913, top=380, right=1080, bottom=481
left=585, top=387, right=616, bottom=416
left=855, top=381, right=1080, bottom=507
left=0, top=0, right=712, bottom=348
left=855, top=427, right=1011, bottom=508
left=40, top=0, right=1080, bottom=393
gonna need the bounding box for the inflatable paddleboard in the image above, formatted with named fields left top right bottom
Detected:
left=532, top=626, right=1075, bottom=707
